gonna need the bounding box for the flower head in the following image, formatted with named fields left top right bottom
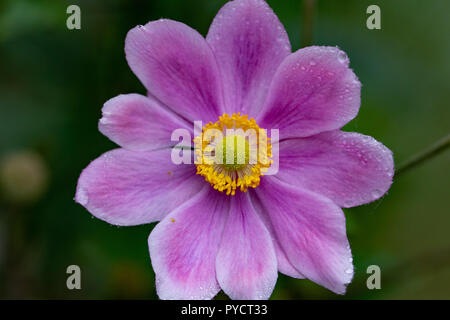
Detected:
left=76, top=0, right=394, bottom=299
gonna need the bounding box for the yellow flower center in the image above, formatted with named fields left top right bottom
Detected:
left=194, top=113, right=272, bottom=195
left=216, top=135, right=250, bottom=171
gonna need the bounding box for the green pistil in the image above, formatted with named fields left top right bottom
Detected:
left=215, top=135, right=250, bottom=170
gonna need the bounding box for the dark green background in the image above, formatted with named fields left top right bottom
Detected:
left=0, top=0, right=449, bottom=299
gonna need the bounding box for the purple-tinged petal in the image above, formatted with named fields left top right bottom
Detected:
left=256, top=177, right=354, bottom=294
left=125, top=19, right=224, bottom=123
left=274, top=243, right=305, bottom=279
left=216, top=192, right=277, bottom=300
left=206, top=0, right=291, bottom=117
left=75, top=148, right=202, bottom=226
left=248, top=191, right=304, bottom=279
left=258, top=46, right=361, bottom=138
left=149, top=187, right=229, bottom=300
left=276, top=131, right=394, bottom=207
left=99, top=94, right=192, bottom=151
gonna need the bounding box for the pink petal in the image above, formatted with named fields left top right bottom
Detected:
left=149, top=187, right=229, bottom=300
left=248, top=191, right=304, bottom=279
left=99, top=94, right=192, bottom=151
left=206, top=0, right=291, bottom=117
left=125, top=19, right=224, bottom=123
left=216, top=192, right=277, bottom=300
left=258, top=46, right=361, bottom=138
left=75, top=148, right=203, bottom=226
left=276, top=131, right=394, bottom=207
left=256, top=177, right=354, bottom=294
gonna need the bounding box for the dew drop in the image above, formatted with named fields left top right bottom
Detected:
left=77, top=188, right=89, bottom=205
left=344, top=200, right=353, bottom=207
left=345, top=268, right=353, bottom=274
left=99, top=118, right=110, bottom=125
left=309, top=60, right=316, bottom=66
left=338, top=51, right=348, bottom=64
left=371, top=189, right=382, bottom=198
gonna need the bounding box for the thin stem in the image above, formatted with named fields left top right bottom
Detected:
left=301, top=0, right=316, bottom=48
left=395, top=133, right=450, bottom=177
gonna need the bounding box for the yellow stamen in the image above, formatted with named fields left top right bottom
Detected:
left=194, top=113, right=272, bottom=196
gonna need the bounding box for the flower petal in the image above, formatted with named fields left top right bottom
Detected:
left=256, top=177, right=354, bottom=294
left=75, top=148, right=202, bottom=226
left=125, top=19, right=223, bottom=123
left=276, top=131, right=394, bottom=207
left=99, top=94, right=192, bottom=151
left=258, top=46, right=361, bottom=138
left=248, top=191, right=304, bottom=279
left=206, top=0, right=291, bottom=117
left=149, top=187, right=229, bottom=300
left=216, top=192, right=277, bottom=300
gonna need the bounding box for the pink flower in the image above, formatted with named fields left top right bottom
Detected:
left=75, top=0, right=394, bottom=299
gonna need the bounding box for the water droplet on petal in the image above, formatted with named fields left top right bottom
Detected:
left=371, top=189, right=382, bottom=198
left=338, top=51, right=348, bottom=64
left=77, top=188, right=89, bottom=205
left=99, top=118, right=110, bottom=125
left=344, top=200, right=353, bottom=207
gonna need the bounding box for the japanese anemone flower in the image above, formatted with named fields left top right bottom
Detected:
left=75, top=0, right=394, bottom=299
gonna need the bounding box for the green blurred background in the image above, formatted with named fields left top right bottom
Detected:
left=0, top=0, right=449, bottom=299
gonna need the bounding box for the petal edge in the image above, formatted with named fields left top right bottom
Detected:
left=258, top=46, right=361, bottom=138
